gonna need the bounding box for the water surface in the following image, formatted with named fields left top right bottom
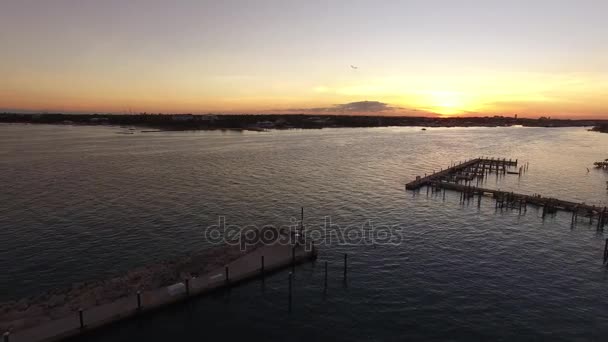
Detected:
left=1, top=124, right=608, bottom=340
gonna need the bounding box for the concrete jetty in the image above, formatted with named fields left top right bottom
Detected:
left=7, top=242, right=316, bottom=342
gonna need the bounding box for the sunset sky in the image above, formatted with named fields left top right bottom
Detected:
left=1, top=0, right=607, bottom=118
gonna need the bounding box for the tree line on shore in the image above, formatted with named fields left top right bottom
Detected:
left=1, top=112, right=605, bottom=130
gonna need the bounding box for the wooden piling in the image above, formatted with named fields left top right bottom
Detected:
left=137, top=291, right=141, bottom=310
left=343, top=253, right=348, bottom=281
left=604, top=239, right=608, bottom=264
left=288, top=272, right=293, bottom=312
left=78, top=309, right=84, bottom=329
left=261, top=255, right=265, bottom=276
left=324, top=261, right=328, bottom=290
left=292, top=246, right=296, bottom=272
left=225, top=266, right=230, bottom=284
left=185, top=278, right=190, bottom=296
left=4, top=332, right=9, bottom=342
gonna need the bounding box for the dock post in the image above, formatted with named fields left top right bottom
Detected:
left=292, top=246, right=296, bottom=272
left=288, top=272, right=293, bottom=312
left=79, top=308, right=84, bottom=329
left=3, top=332, right=9, bottom=342
left=477, top=192, right=482, bottom=208
left=225, top=266, right=230, bottom=284
left=137, top=291, right=141, bottom=310
left=571, top=210, right=576, bottom=223
left=343, top=253, right=348, bottom=282
left=324, top=261, right=328, bottom=290
left=518, top=199, right=522, bottom=214
left=301, top=207, right=304, bottom=236
left=261, top=255, right=265, bottom=276
left=604, top=239, right=608, bottom=264
left=185, top=278, right=190, bottom=296
left=542, top=205, right=546, bottom=218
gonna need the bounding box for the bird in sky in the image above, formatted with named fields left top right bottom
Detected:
left=350, top=65, right=358, bottom=69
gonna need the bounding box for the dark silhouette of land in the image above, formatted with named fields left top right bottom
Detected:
left=591, top=124, right=608, bottom=133
left=1, top=112, right=605, bottom=131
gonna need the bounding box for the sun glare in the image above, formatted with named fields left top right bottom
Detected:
left=428, top=91, right=466, bottom=116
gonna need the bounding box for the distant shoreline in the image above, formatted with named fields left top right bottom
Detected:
left=590, top=125, right=608, bottom=133
left=1, top=113, right=606, bottom=131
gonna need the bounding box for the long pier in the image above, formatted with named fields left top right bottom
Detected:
left=406, top=157, right=608, bottom=227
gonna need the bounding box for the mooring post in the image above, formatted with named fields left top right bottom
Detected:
left=137, top=291, right=141, bottom=310
left=571, top=210, right=576, bottom=223
left=3, top=331, right=9, bottom=342
left=518, top=199, right=522, bottom=214
left=292, top=246, right=296, bottom=272
left=288, top=272, right=293, bottom=312
left=79, top=308, right=84, bottom=329
left=343, top=253, right=348, bottom=281
left=225, top=266, right=230, bottom=284
left=261, top=255, right=265, bottom=276
left=604, top=239, right=608, bottom=264
left=324, top=261, right=328, bottom=290
left=185, top=278, right=190, bottom=296
left=542, top=205, right=547, bottom=218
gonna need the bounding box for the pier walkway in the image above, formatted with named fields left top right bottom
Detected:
left=406, top=157, right=608, bottom=227
left=405, top=157, right=518, bottom=190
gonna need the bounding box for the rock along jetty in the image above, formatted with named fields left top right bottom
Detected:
left=4, top=238, right=317, bottom=342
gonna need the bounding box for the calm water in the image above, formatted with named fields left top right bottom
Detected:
left=2, top=124, right=608, bottom=340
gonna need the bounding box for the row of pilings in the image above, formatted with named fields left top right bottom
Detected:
left=422, top=182, right=608, bottom=231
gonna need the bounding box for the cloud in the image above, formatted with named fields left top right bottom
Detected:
left=271, top=101, right=432, bottom=116
left=332, top=101, right=398, bottom=113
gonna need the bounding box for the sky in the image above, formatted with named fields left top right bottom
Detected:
left=1, top=0, right=607, bottom=118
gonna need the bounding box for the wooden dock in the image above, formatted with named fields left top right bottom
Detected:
left=406, top=157, right=608, bottom=227
left=406, top=157, right=518, bottom=190
left=594, top=160, right=608, bottom=169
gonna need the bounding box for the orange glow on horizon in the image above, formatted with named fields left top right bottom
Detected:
left=1, top=1, right=607, bottom=119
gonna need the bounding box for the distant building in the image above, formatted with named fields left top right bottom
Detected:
left=256, top=121, right=275, bottom=128
left=172, top=114, right=194, bottom=122
left=89, top=117, right=109, bottom=124
left=198, top=115, right=218, bottom=121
